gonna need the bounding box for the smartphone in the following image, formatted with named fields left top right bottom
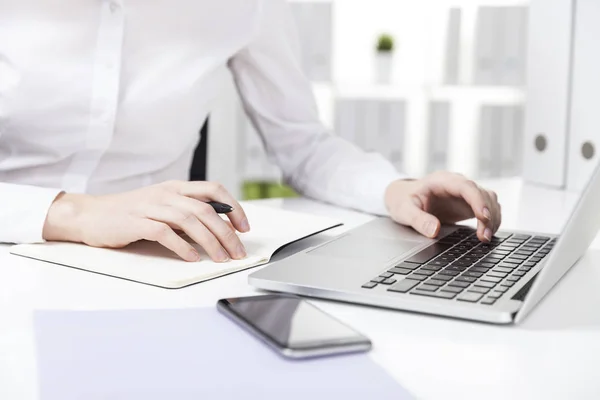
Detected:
left=217, top=294, right=372, bottom=359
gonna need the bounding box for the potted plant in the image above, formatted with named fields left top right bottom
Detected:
left=375, top=33, right=395, bottom=84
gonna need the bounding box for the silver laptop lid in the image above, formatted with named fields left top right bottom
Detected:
left=516, top=160, right=600, bottom=323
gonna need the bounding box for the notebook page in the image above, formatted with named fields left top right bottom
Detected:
left=10, top=203, right=341, bottom=288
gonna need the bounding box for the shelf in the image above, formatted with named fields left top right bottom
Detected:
left=334, top=83, right=525, bottom=104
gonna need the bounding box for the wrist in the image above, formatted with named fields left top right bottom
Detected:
left=42, top=192, right=91, bottom=243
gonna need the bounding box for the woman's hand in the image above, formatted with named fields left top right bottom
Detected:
left=43, top=181, right=249, bottom=262
left=385, top=172, right=502, bottom=242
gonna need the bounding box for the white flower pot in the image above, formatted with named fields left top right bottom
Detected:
left=375, top=53, right=393, bottom=85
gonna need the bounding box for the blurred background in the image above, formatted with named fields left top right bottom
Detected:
left=208, top=0, right=530, bottom=200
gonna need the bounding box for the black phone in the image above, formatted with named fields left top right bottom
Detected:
left=217, top=294, right=372, bottom=359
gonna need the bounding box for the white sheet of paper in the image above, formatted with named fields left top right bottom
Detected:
left=10, top=203, right=341, bottom=288
left=34, top=307, right=413, bottom=400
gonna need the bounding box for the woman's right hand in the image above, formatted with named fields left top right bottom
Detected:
left=42, top=180, right=250, bottom=262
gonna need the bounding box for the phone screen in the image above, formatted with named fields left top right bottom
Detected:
left=219, top=295, right=368, bottom=350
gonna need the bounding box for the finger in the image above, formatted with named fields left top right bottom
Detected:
left=143, top=205, right=232, bottom=262
left=170, top=196, right=247, bottom=260
left=481, top=190, right=500, bottom=235
left=394, top=196, right=441, bottom=238
left=177, top=181, right=250, bottom=233
left=140, top=220, right=200, bottom=262
left=487, top=190, right=502, bottom=233
left=477, top=218, right=492, bottom=242
left=496, top=203, right=503, bottom=232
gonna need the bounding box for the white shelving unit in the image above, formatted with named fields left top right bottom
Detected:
left=334, top=84, right=525, bottom=178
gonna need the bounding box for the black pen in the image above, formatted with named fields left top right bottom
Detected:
left=206, top=201, right=234, bottom=214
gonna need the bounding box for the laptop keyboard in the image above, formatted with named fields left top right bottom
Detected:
left=361, top=228, right=556, bottom=305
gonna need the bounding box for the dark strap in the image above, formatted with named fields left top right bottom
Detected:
left=190, top=119, right=209, bottom=181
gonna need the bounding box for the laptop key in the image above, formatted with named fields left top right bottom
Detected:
left=493, top=266, right=514, bottom=274
left=362, top=282, right=378, bottom=289
left=515, top=251, right=534, bottom=256
left=429, top=260, right=450, bottom=267
left=379, top=272, right=393, bottom=279
left=411, top=290, right=457, bottom=300
left=525, top=243, right=542, bottom=249
left=496, top=263, right=518, bottom=270
left=474, top=281, right=496, bottom=289
left=388, top=267, right=413, bottom=275
left=416, top=284, right=439, bottom=292
left=448, top=280, right=470, bottom=288
left=487, top=271, right=508, bottom=278
left=469, top=267, right=490, bottom=274
left=408, top=274, right=429, bottom=281
left=441, top=285, right=465, bottom=294
left=414, top=269, right=435, bottom=277
left=381, top=278, right=397, bottom=285
left=493, top=232, right=512, bottom=239
left=457, top=292, right=483, bottom=302
left=426, top=279, right=447, bottom=287
left=477, top=261, right=498, bottom=268
left=504, top=258, right=524, bottom=265
left=512, top=234, right=532, bottom=240
left=421, top=264, right=443, bottom=272
left=388, top=279, right=421, bottom=293
left=452, top=260, right=474, bottom=267
left=513, top=271, right=527, bottom=277
left=495, top=286, right=509, bottom=293
left=433, top=274, right=453, bottom=282
left=371, top=277, right=386, bottom=283
left=395, top=262, right=421, bottom=270
left=488, top=292, right=503, bottom=299
left=455, top=275, right=477, bottom=283
left=469, top=286, right=490, bottom=294
left=405, top=243, right=453, bottom=264
left=438, top=270, right=460, bottom=277
left=501, top=280, right=516, bottom=287
left=480, top=276, right=502, bottom=283
left=481, top=297, right=497, bottom=305
left=463, top=271, right=483, bottom=278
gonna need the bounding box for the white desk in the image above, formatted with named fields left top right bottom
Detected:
left=2, top=178, right=600, bottom=400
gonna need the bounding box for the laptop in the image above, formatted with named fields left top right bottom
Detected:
left=249, top=163, right=600, bottom=324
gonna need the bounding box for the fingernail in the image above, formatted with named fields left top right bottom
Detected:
left=236, top=244, right=247, bottom=259
left=216, top=248, right=229, bottom=263
left=240, top=218, right=250, bottom=232
left=484, top=228, right=492, bottom=241
left=189, top=249, right=201, bottom=261
left=483, top=207, right=491, bottom=221
left=425, top=221, right=437, bottom=237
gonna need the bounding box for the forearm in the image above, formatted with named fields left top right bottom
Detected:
left=283, top=132, right=403, bottom=216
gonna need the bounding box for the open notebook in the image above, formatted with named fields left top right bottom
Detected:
left=10, top=203, right=341, bottom=289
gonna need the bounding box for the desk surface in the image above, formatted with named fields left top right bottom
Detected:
left=2, top=178, right=600, bottom=400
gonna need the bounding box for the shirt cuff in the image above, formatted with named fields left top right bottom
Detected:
left=0, top=183, right=63, bottom=244
left=360, top=169, right=404, bottom=217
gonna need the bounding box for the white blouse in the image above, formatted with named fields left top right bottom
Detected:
left=0, top=0, right=401, bottom=243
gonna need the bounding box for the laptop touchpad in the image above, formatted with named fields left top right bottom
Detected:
left=308, top=234, right=421, bottom=264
